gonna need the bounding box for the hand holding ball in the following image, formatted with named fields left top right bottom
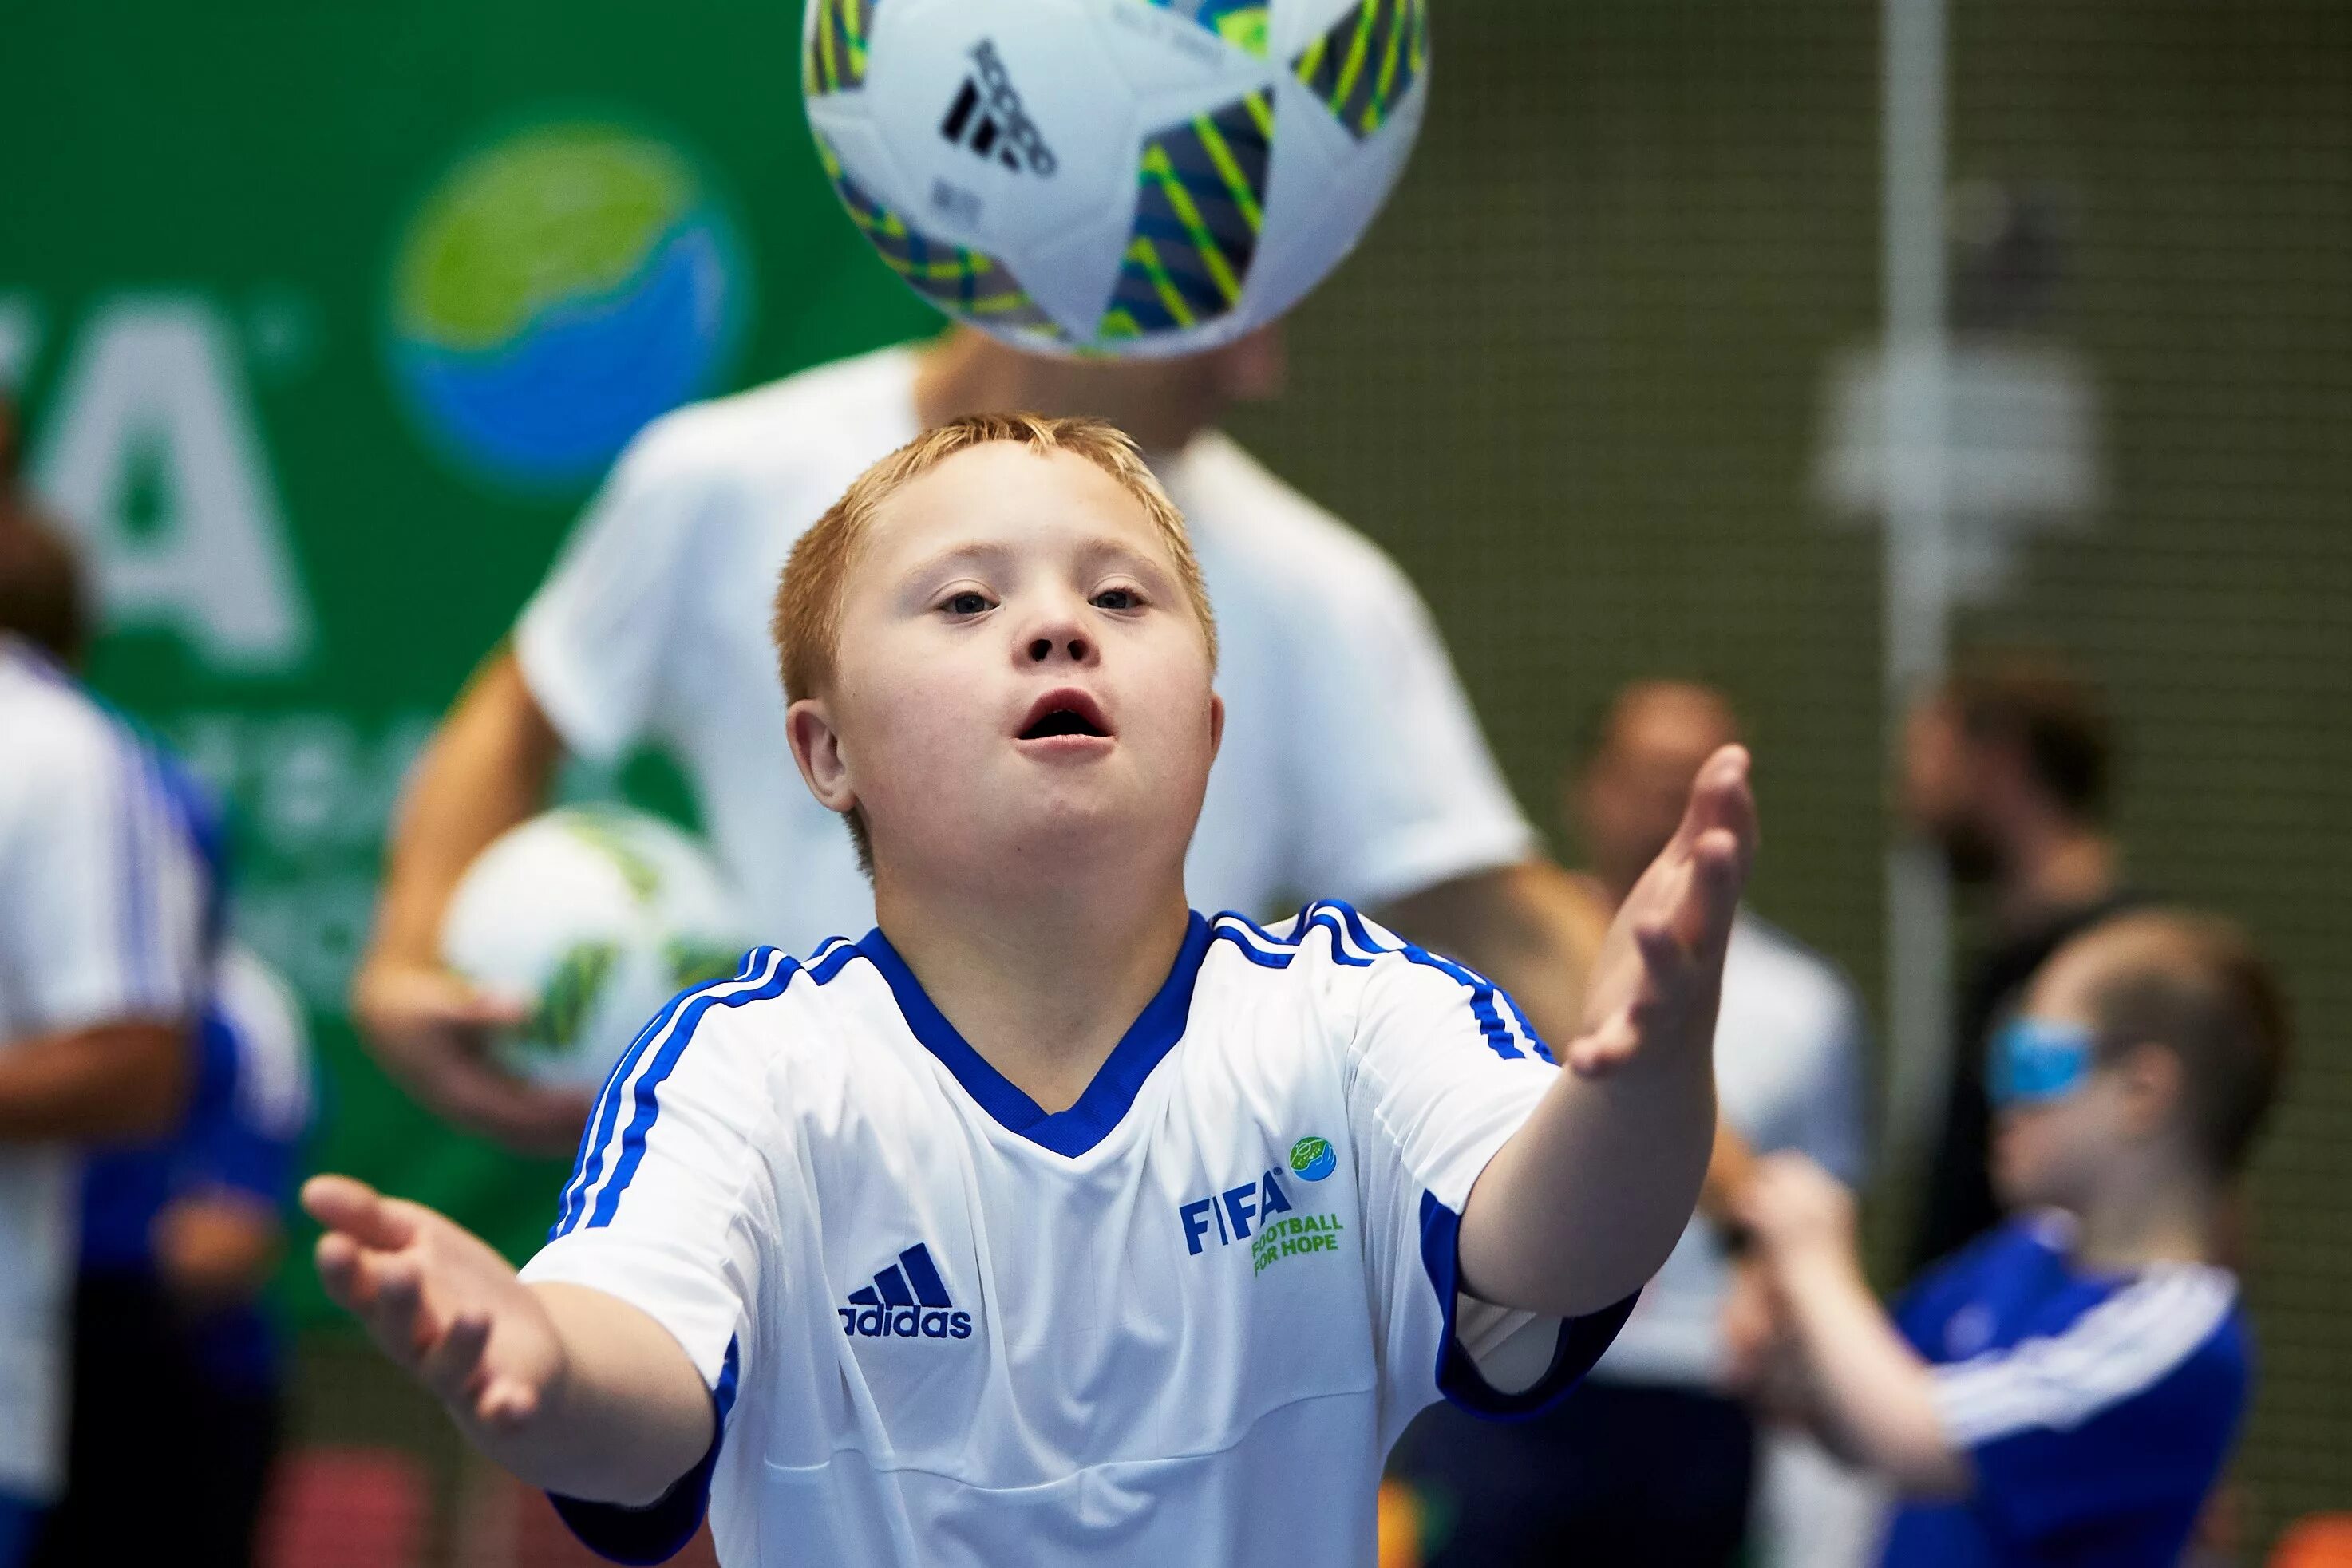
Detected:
left=439, top=808, right=752, bottom=1092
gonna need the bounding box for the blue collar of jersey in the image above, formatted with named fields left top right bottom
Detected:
left=856, top=911, right=1213, bottom=1158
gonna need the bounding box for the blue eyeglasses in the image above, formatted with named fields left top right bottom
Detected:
left=1987, top=1017, right=2097, bottom=1109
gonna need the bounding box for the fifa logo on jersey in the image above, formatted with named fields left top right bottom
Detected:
left=1178, top=1167, right=1299, bottom=1256
left=838, top=1243, right=974, bottom=1341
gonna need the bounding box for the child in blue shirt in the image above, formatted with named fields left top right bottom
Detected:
left=1737, top=909, right=2286, bottom=1567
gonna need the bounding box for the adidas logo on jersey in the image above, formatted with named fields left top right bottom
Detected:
left=838, top=1243, right=974, bottom=1341
left=937, top=39, right=1058, bottom=176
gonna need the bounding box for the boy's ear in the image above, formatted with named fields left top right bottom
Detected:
left=2113, top=1040, right=2186, bottom=1141
left=786, top=697, right=859, bottom=818
left=1207, top=691, right=1224, bottom=762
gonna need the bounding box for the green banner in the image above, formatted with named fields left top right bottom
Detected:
left=2, top=0, right=937, bottom=1318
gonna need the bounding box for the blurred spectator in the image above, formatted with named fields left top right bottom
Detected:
left=1904, top=658, right=2135, bottom=1271
left=0, top=401, right=85, bottom=667
left=31, top=944, right=313, bottom=1568
left=0, top=459, right=306, bottom=1567
left=1736, top=908, right=2284, bottom=1566
left=1390, top=681, right=1868, bottom=1567
left=0, top=406, right=205, bottom=1565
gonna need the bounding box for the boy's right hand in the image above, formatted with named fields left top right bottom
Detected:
left=304, top=1174, right=567, bottom=1434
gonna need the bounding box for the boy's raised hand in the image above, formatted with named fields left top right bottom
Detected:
left=1566, top=745, right=1757, bottom=1078
left=304, top=1174, right=566, bottom=1433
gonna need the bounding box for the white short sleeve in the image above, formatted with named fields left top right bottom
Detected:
left=1329, top=910, right=1631, bottom=1437
left=522, top=951, right=799, bottom=1396
left=0, top=701, right=208, bottom=1036
left=512, top=418, right=732, bottom=764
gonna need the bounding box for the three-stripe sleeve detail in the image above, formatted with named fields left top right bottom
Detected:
left=553, top=948, right=797, bottom=1238
left=1207, top=901, right=1555, bottom=1063
left=1931, top=1268, right=2236, bottom=1446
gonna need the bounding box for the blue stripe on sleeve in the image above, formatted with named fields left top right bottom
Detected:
left=1208, top=914, right=1297, bottom=968
left=808, top=938, right=864, bottom=985
left=552, top=945, right=776, bottom=1241
left=1331, top=902, right=1393, bottom=962
left=1401, top=946, right=1524, bottom=1060
left=554, top=939, right=870, bottom=1238
left=555, top=981, right=714, bottom=1238
left=582, top=954, right=799, bottom=1231
left=1208, top=901, right=1541, bottom=1062
left=1299, top=906, right=1377, bottom=966
left=1495, top=987, right=1556, bottom=1064
left=555, top=949, right=777, bottom=1239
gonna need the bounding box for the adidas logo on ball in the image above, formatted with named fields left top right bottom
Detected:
left=937, top=39, right=1057, bottom=176
left=837, top=1242, right=974, bottom=1341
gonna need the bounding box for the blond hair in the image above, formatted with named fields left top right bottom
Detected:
left=770, top=413, right=1218, bottom=872
left=773, top=413, right=1216, bottom=704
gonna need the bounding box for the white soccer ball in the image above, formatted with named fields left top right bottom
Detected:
left=439, top=808, right=753, bottom=1092
left=804, top=0, right=1430, bottom=358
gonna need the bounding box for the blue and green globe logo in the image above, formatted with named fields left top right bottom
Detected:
left=389, top=122, right=747, bottom=490
left=1289, top=1136, right=1337, bottom=1182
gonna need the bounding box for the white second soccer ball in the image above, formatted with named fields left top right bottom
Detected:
left=804, top=0, right=1430, bottom=358
left=439, top=808, right=753, bottom=1092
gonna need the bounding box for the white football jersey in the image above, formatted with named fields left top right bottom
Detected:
left=514, top=346, right=1535, bottom=951
left=0, top=636, right=210, bottom=1498
left=521, top=902, right=1632, bottom=1568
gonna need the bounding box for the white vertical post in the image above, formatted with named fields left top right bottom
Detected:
left=1881, top=0, right=1955, bottom=1168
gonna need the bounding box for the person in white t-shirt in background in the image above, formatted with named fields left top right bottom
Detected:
left=1390, top=680, right=1873, bottom=1568
left=0, top=441, right=208, bottom=1566
left=355, top=325, right=1609, bottom=1154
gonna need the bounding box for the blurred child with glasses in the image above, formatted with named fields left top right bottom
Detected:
left=1733, top=909, right=2287, bottom=1568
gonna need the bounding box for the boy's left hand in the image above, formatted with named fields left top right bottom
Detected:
left=1565, top=745, right=1756, bottom=1078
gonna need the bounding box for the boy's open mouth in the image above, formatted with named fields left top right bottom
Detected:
left=1018, top=689, right=1113, bottom=741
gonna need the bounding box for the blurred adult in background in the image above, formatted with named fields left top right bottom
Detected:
left=0, top=457, right=310, bottom=1567
left=0, top=398, right=205, bottom=1566
left=1904, top=659, right=2133, bottom=1273
left=1389, top=681, right=1868, bottom=1567
left=355, top=324, right=1608, bottom=1154
left=31, top=943, right=313, bottom=1568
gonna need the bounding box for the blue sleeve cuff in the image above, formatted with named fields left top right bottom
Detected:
left=1418, top=1191, right=1638, bottom=1420
left=550, top=1337, right=739, bottom=1565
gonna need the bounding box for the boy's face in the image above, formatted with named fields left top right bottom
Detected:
left=1990, top=927, right=2175, bottom=1212
left=796, top=443, right=1220, bottom=891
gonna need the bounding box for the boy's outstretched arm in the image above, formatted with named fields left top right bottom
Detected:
left=1736, top=1154, right=1972, bottom=1497
left=303, top=1175, right=714, bottom=1506
left=1456, top=745, right=1755, bottom=1319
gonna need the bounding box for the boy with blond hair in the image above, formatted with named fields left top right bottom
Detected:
left=306, top=415, right=1756, bottom=1566
left=1737, top=908, right=2287, bottom=1568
